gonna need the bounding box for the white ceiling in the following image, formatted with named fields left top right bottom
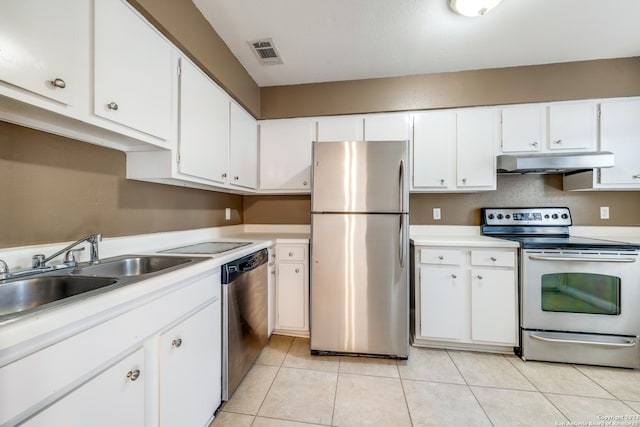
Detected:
left=192, top=0, right=640, bottom=87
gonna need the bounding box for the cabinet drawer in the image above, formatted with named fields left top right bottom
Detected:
left=277, top=245, right=306, bottom=261
left=471, top=250, right=515, bottom=268
left=420, top=249, right=462, bottom=265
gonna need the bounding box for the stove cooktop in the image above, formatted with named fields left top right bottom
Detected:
left=497, top=235, right=640, bottom=251
left=160, top=241, right=251, bottom=254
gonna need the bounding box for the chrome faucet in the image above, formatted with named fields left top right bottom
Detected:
left=0, top=259, right=9, bottom=280
left=32, top=234, right=103, bottom=269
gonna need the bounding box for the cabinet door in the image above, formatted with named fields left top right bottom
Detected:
left=317, top=116, right=364, bottom=141
left=178, top=58, right=229, bottom=184
left=23, top=348, right=145, bottom=427
left=470, top=269, right=517, bottom=344
left=599, top=100, right=640, bottom=185
left=501, top=106, right=543, bottom=152
left=160, top=301, right=221, bottom=427
left=412, top=111, right=455, bottom=189
left=456, top=109, right=496, bottom=189
left=364, top=113, right=410, bottom=141
left=259, top=119, right=314, bottom=191
left=548, top=103, right=596, bottom=150
left=0, top=0, right=80, bottom=105
left=94, top=0, right=173, bottom=140
left=229, top=102, right=258, bottom=189
left=419, top=266, right=465, bottom=340
left=276, top=262, right=307, bottom=331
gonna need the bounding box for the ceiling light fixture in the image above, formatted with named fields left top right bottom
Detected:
left=449, top=0, right=503, bottom=17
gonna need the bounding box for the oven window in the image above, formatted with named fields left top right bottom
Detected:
left=541, top=273, right=620, bottom=315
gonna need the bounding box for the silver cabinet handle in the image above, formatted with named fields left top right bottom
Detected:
left=490, top=257, right=497, bottom=261
left=270, top=270, right=276, bottom=275
left=289, top=252, right=294, bottom=257
left=531, top=141, right=538, bottom=146
left=295, top=268, right=300, bottom=273
left=554, top=139, right=563, bottom=144
left=462, top=178, right=467, bottom=184
left=438, top=255, right=444, bottom=260
left=234, top=176, right=239, bottom=181
left=171, top=338, right=183, bottom=348
left=303, top=181, right=308, bottom=186
left=50, top=78, right=66, bottom=89
left=107, top=102, right=119, bottom=111
left=221, top=173, right=227, bottom=178
left=126, top=369, right=141, bottom=381
left=440, top=178, right=445, bottom=185
left=451, top=274, right=457, bottom=279
left=633, top=174, right=640, bottom=179
left=477, top=275, right=483, bottom=280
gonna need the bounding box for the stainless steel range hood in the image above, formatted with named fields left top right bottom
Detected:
left=497, top=151, right=615, bottom=174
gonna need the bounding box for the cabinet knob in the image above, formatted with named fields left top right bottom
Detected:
left=477, top=275, right=483, bottom=280
left=553, top=139, right=563, bottom=144
left=440, top=178, right=445, bottom=185
left=438, top=255, right=444, bottom=260
left=270, top=270, right=276, bottom=275
left=107, top=101, right=119, bottom=111
left=303, top=181, right=308, bottom=186
left=126, top=369, right=141, bottom=382
left=50, top=78, right=66, bottom=89
left=295, top=268, right=300, bottom=273
left=221, top=173, right=227, bottom=178
left=462, top=178, right=467, bottom=184
left=490, top=257, right=497, bottom=261
left=633, top=174, right=640, bottom=179
left=451, top=274, right=457, bottom=279
left=531, top=141, right=538, bottom=147
left=234, top=176, right=239, bottom=181
left=289, top=252, right=294, bottom=257
left=171, top=338, right=183, bottom=348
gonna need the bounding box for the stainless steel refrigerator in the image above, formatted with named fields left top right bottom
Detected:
left=310, top=140, right=409, bottom=358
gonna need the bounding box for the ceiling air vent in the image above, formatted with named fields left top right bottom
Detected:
left=248, top=38, right=283, bottom=65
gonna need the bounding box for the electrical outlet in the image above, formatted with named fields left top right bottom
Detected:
left=433, top=207, right=441, bottom=220
left=225, top=207, right=231, bottom=221
left=600, top=206, right=609, bottom=220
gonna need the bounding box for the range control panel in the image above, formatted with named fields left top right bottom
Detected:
left=481, top=207, right=572, bottom=226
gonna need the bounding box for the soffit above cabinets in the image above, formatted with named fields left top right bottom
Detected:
left=192, top=0, right=640, bottom=87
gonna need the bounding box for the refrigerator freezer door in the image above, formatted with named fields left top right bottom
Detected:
left=311, top=140, right=408, bottom=213
left=310, top=213, right=409, bottom=357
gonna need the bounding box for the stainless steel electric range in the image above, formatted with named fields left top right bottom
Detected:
left=481, top=207, right=640, bottom=368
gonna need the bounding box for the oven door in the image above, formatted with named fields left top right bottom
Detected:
left=521, top=249, right=640, bottom=335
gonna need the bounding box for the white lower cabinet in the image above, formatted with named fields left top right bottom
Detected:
left=274, top=243, right=309, bottom=336
left=160, top=301, right=221, bottom=427
left=413, top=246, right=517, bottom=351
left=23, top=348, right=145, bottom=427
left=1, top=268, right=222, bottom=427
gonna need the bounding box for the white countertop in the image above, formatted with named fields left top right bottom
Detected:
left=410, top=225, right=520, bottom=248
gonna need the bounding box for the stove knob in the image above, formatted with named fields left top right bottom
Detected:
left=497, top=214, right=503, bottom=220
left=487, top=213, right=495, bottom=220
left=561, top=213, right=569, bottom=219
left=505, top=214, right=511, bottom=219
left=552, top=214, right=559, bottom=219
left=544, top=214, right=550, bottom=219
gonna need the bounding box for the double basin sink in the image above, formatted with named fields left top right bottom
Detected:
left=0, top=255, right=206, bottom=323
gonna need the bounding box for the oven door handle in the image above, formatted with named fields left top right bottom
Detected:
left=530, top=333, right=637, bottom=348
left=528, top=255, right=637, bottom=263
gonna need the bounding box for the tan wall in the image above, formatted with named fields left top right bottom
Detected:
left=243, top=175, right=640, bottom=227
left=261, top=57, right=640, bottom=118
left=0, top=122, right=243, bottom=249
left=127, top=0, right=260, bottom=117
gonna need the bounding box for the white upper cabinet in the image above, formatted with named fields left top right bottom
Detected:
left=501, top=106, right=543, bottom=152
left=178, top=58, right=229, bottom=184
left=364, top=113, right=410, bottom=141
left=412, top=111, right=456, bottom=190
left=259, top=119, right=315, bottom=192
left=0, top=0, right=81, bottom=106
left=94, top=0, right=173, bottom=141
left=457, top=109, right=497, bottom=189
left=599, top=99, right=640, bottom=186
left=547, top=102, right=596, bottom=150
left=316, top=116, right=364, bottom=141
left=229, top=102, right=258, bottom=189
left=412, top=109, right=496, bottom=192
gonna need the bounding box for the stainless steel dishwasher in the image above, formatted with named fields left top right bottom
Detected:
left=222, top=248, right=269, bottom=400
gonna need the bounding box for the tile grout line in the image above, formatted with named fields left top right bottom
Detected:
left=396, top=358, right=415, bottom=427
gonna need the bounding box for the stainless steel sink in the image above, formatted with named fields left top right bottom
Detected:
left=0, top=255, right=207, bottom=323
left=0, top=276, right=118, bottom=318
left=74, top=256, right=193, bottom=277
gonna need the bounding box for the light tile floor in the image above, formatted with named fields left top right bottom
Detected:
left=211, top=335, right=640, bottom=427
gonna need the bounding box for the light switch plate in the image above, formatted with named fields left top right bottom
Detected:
left=433, top=208, right=441, bottom=220
left=600, top=206, right=609, bottom=219
left=225, top=207, right=231, bottom=220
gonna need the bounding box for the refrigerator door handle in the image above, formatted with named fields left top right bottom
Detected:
left=399, top=159, right=405, bottom=212
left=399, top=214, right=405, bottom=268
